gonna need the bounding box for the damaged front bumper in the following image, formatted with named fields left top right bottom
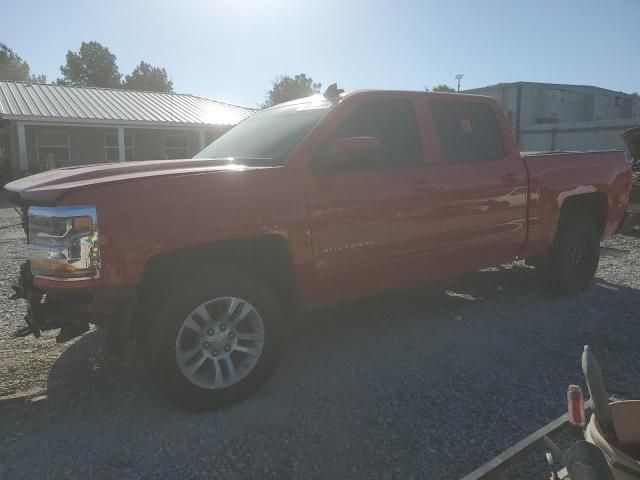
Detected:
left=10, top=260, right=136, bottom=344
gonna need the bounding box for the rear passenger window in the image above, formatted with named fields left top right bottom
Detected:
left=332, top=99, right=423, bottom=168
left=431, top=101, right=505, bottom=163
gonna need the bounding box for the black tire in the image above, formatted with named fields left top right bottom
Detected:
left=144, top=266, right=286, bottom=411
left=536, top=214, right=600, bottom=293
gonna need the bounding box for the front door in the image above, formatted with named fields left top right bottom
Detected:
left=304, top=97, right=441, bottom=302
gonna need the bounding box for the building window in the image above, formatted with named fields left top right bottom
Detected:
left=105, top=132, right=134, bottom=161
left=163, top=135, right=189, bottom=159
left=36, top=130, right=70, bottom=168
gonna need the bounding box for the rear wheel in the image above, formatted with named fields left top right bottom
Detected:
left=145, top=266, right=285, bottom=410
left=535, top=215, right=600, bottom=293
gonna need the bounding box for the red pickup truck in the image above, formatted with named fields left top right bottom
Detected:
left=5, top=89, right=633, bottom=410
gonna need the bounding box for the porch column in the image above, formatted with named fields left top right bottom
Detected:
left=117, top=126, right=126, bottom=162
left=16, top=122, right=28, bottom=172
left=198, top=130, right=206, bottom=151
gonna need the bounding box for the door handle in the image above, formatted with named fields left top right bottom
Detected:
left=502, top=172, right=522, bottom=183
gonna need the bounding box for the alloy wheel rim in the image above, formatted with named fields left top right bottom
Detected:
left=175, top=296, right=265, bottom=390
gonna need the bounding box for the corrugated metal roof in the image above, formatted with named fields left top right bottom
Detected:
left=0, top=81, right=255, bottom=127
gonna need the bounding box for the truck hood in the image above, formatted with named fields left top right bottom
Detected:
left=4, top=158, right=275, bottom=203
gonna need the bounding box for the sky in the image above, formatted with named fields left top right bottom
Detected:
left=3, top=0, right=639, bottom=107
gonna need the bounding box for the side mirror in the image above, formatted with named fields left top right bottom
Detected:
left=315, top=136, right=382, bottom=172
left=330, top=136, right=381, bottom=156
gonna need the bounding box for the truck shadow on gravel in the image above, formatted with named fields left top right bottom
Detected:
left=4, top=264, right=640, bottom=417
left=2, top=263, right=639, bottom=479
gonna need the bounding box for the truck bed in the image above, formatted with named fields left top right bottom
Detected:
left=520, top=149, right=630, bottom=259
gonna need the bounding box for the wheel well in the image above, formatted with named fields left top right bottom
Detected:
left=559, top=192, right=607, bottom=236
left=138, top=235, right=297, bottom=317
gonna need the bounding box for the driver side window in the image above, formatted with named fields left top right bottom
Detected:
left=332, top=99, right=423, bottom=168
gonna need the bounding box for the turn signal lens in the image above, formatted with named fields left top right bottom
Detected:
left=72, top=216, right=93, bottom=232
left=567, top=384, right=586, bottom=427
left=30, top=259, right=85, bottom=275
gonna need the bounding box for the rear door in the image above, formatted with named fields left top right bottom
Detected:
left=426, top=97, right=528, bottom=274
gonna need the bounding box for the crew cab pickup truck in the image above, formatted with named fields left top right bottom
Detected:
left=5, top=89, right=634, bottom=410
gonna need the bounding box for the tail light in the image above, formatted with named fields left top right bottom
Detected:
left=567, top=384, right=586, bottom=427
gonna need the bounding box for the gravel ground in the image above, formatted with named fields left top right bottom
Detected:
left=1, top=196, right=639, bottom=480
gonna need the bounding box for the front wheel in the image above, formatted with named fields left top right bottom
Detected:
left=535, top=215, right=600, bottom=294
left=145, top=266, right=286, bottom=410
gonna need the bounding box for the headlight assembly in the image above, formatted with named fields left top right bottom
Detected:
left=27, top=206, right=100, bottom=280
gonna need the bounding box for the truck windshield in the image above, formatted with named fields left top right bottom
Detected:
left=194, top=100, right=333, bottom=164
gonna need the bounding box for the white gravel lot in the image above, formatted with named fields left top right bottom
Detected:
left=0, top=195, right=639, bottom=480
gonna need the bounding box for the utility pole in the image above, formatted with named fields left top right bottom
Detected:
left=455, top=74, right=464, bottom=92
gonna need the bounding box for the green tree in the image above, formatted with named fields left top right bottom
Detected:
left=0, top=43, right=46, bottom=82
left=30, top=73, right=47, bottom=83
left=431, top=84, right=456, bottom=93
left=263, top=73, right=321, bottom=107
left=123, top=61, right=173, bottom=92
left=58, top=41, right=121, bottom=88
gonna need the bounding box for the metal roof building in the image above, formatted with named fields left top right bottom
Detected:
left=0, top=81, right=255, bottom=176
